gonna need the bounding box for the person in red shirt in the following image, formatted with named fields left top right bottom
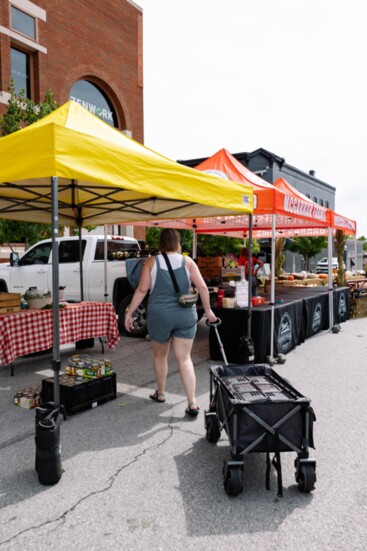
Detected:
left=238, top=247, right=264, bottom=296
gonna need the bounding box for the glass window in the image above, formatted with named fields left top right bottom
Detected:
left=95, top=240, right=139, bottom=261
left=319, top=199, right=324, bottom=206
left=69, top=80, right=118, bottom=127
left=59, top=241, right=86, bottom=263
left=11, top=47, right=30, bottom=96
left=19, top=243, right=52, bottom=266
left=325, top=201, right=329, bottom=208
left=11, top=7, right=36, bottom=39
left=313, top=196, right=318, bottom=203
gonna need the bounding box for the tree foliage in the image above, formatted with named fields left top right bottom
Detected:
left=0, top=84, right=58, bottom=135
left=286, top=236, right=328, bottom=271
left=333, top=230, right=347, bottom=286
left=145, top=227, right=251, bottom=257
left=0, top=85, right=59, bottom=248
left=0, top=220, right=53, bottom=250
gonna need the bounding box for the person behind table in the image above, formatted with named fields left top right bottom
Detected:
left=238, top=246, right=264, bottom=296
left=125, top=229, right=217, bottom=416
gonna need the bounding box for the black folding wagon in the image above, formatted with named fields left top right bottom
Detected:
left=205, top=320, right=316, bottom=497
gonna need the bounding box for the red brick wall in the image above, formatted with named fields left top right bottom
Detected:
left=0, top=0, right=143, bottom=142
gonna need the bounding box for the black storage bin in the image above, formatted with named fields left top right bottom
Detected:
left=41, top=373, right=116, bottom=415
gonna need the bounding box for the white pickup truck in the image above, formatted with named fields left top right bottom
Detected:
left=0, top=235, right=149, bottom=337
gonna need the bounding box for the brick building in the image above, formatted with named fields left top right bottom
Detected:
left=0, top=0, right=145, bottom=239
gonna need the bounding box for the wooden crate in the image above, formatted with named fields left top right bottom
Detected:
left=0, top=292, right=21, bottom=311
left=0, top=306, right=21, bottom=314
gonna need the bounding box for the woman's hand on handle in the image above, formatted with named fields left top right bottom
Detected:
left=206, top=309, right=217, bottom=324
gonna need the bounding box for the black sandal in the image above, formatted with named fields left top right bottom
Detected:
left=185, top=402, right=200, bottom=416
left=149, top=390, right=166, bottom=403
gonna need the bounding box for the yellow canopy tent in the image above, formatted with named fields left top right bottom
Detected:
left=0, top=100, right=253, bottom=419
left=0, top=101, right=252, bottom=225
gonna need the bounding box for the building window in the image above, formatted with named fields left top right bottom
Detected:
left=69, top=80, right=118, bottom=127
left=11, top=7, right=36, bottom=40
left=11, top=47, right=30, bottom=97
left=325, top=200, right=329, bottom=208
left=306, top=194, right=311, bottom=199
left=319, top=199, right=324, bottom=206
left=313, top=196, right=318, bottom=203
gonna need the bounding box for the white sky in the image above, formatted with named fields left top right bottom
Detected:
left=136, top=0, right=367, bottom=237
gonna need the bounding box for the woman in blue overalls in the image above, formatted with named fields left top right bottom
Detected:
left=125, top=229, right=217, bottom=416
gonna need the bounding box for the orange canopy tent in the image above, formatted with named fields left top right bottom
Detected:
left=133, top=148, right=332, bottom=234
left=132, top=149, right=356, bottom=362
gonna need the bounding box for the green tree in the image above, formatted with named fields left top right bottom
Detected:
left=286, top=236, right=328, bottom=271
left=0, top=84, right=58, bottom=135
left=333, top=230, right=347, bottom=286
left=275, top=237, right=286, bottom=277
left=0, top=220, right=53, bottom=250
left=145, top=227, right=250, bottom=257
left=0, top=85, right=59, bottom=248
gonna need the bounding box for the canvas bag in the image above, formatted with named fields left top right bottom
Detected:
left=126, top=257, right=146, bottom=289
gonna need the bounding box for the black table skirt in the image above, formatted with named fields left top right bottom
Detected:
left=209, top=286, right=350, bottom=363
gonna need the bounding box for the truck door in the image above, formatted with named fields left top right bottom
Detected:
left=10, top=242, right=52, bottom=295
left=48, top=240, right=87, bottom=301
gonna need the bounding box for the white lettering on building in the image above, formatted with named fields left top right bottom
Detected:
left=70, top=96, right=113, bottom=121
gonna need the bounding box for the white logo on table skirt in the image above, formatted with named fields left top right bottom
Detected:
left=277, top=312, right=292, bottom=352
left=312, top=303, right=322, bottom=333
left=338, top=294, right=347, bottom=317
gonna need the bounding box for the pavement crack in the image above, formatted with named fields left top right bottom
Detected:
left=0, top=416, right=175, bottom=547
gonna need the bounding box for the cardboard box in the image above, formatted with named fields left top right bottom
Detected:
left=221, top=268, right=242, bottom=284
left=14, top=385, right=41, bottom=409
left=66, top=364, right=114, bottom=379
left=65, top=354, right=113, bottom=379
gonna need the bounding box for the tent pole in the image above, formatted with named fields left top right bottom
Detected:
left=104, top=226, right=108, bottom=301
left=192, top=222, right=197, bottom=259
left=78, top=219, right=84, bottom=301
left=354, top=233, right=357, bottom=286
left=247, top=215, right=253, bottom=337
left=327, top=226, right=334, bottom=331
left=51, top=176, right=61, bottom=407
left=270, top=214, right=276, bottom=359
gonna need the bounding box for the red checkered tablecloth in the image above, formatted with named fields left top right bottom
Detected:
left=0, top=302, right=120, bottom=366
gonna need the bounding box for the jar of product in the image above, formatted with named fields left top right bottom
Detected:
left=217, top=289, right=225, bottom=308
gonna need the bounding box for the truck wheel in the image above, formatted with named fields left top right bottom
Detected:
left=118, top=295, right=148, bottom=338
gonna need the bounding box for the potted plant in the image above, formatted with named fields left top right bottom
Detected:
left=23, top=290, right=52, bottom=310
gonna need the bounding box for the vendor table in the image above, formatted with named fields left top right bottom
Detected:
left=209, top=286, right=350, bottom=363
left=0, top=301, right=120, bottom=372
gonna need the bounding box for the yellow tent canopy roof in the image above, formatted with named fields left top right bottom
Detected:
left=0, top=101, right=253, bottom=226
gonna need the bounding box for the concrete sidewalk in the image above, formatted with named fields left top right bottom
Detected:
left=1, top=317, right=366, bottom=550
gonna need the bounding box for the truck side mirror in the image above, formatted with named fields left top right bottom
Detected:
left=10, top=252, right=19, bottom=267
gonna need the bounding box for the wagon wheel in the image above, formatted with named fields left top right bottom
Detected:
left=224, top=465, right=243, bottom=496
left=205, top=414, right=220, bottom=443
left=297, top=464, right=316, bottom=493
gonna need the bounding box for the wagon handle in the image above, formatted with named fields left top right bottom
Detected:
left=206, top=318, right=222, bottom=327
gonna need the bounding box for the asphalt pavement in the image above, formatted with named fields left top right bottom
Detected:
left=1, top=316, right=366, bottom=550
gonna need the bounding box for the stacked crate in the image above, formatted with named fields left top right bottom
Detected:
left=0, top=292, right=21, bottom=314
left=197, top=257, right=222, bottom=281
